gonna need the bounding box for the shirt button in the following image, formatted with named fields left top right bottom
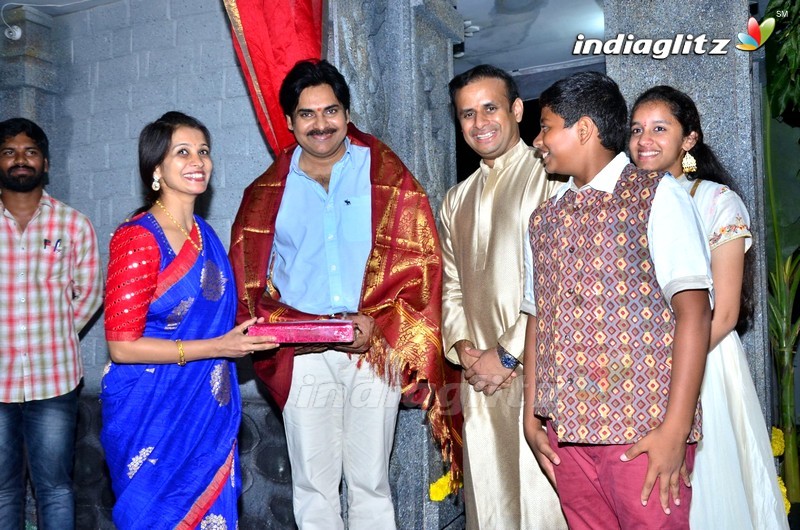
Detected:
left=331, top=265, right=337, bottom=271
left=333, top=295, right=340, bottom=302
left=568, top=247, right=575, bottom=253
left=567, top=288, right=574, bottom=295
left=21, top=325, right=26, bottom=330
left=20, top=297, right=25, bottom=302
left=327, top=234, right=334, bottom=240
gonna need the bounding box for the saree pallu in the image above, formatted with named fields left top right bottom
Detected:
left=101, top=215, right=241, bottom=530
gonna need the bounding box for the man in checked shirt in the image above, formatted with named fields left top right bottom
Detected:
left=0, top=117, right=103, bottom=529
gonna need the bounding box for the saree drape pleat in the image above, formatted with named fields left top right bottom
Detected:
left=101, top=215, right=241, bottom=529
left=222, top=0, right=324, bottom=154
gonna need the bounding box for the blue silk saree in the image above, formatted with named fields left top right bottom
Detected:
left=101, top=214, right=241, bottom=529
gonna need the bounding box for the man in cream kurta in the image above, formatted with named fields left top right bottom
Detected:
left=441, top=65, right=566, bottom=529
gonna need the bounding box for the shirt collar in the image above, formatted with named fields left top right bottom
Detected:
left=0, top=189, right=53, bottom=214
left=479, top=138, right=529, bottom=175
left=555, top=152, right=630, bottom=199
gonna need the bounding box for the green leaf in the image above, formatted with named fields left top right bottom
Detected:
left=766, top=0, right=800, bottom=121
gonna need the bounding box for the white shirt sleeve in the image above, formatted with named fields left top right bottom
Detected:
left=521, top=224, right=537, bottom=315
left=648, top=176, right=714, bottom=307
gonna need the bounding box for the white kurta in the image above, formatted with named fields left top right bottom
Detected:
left=682, top=176, right=789, bottom=530
left=439, top=140, right=567, bottom=529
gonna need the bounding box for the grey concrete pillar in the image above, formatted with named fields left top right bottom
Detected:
left=326, top=0, right=463, bottom=211
left=604, top=0, right=773, bottom=423
left=0, top=6, right=58, bottom=127
left=326, top=1, right=465, bottom=528
left=0, top=6, right=67, bottom=201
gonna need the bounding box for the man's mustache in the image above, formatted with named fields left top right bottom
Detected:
left=307, top=128, right=337, bottom=137
left=9, top=164, right=36, bottom=174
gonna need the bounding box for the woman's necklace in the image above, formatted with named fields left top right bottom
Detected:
left=154, top=199, right=202, bottom=252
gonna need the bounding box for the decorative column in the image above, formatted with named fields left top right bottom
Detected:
left=326, top=1, right=464, bottom=528
left=604, top=0, right=773, bottom=422
left=326, top=0, right=462, bottom=212
left=0, top=6, right=57, bottom=125
left=0, top=6, right=65, bottom=200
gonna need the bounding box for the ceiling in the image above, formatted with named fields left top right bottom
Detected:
left=5, top=0, right=605, bottom=76
left=1, top=0, right=113, bottom=18
left=453, top=0, right=605, bottom=75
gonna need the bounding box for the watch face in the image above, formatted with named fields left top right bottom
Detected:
left=500, top=352, right=518, bottom=369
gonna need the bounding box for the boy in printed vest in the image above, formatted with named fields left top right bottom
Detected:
left=520, top=71, right=713, bottom=529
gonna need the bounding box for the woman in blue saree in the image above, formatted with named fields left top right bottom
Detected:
left=101, top=111, right=275, bottom=529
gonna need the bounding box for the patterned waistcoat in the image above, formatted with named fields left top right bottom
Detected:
left=529, top=164, right=701, bottom=444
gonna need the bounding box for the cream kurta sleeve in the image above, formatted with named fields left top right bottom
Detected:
left=439, top=191, right=472, bottom=365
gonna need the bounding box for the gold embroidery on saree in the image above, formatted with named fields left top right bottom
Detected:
left=201, top=261, right=227, bottom=302
left=127, top=446, right=156, bottom=479
left=210, top=362, right=231, bottom=406
left=166, top=298, right=194, bottom=330
left=200, top=513, right=227, bottom=530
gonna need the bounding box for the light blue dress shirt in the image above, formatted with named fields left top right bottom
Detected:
left=271, top=139, right=372, bottom=315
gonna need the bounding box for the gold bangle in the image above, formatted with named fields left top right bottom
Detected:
left=176, top=339, right=186, bottom=366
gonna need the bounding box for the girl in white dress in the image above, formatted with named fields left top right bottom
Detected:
left=629, top=85, right=788, bottom=530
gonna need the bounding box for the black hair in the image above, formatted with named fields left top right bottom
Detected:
left=137, top=111, right=211, bottom=208
left=0, top=117, right=49, bottom=160
left=630, top=85, right=733, bottom=188
left=448, top=64, right=521, bottom=110
left=538, top=71, right=627, bottom=153
left=279, top=59, right=351, bottom=118
left=631, top=85, right=751, bottom=331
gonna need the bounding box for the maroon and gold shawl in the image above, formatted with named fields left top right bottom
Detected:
left=229, top=123, right=462, bottom=484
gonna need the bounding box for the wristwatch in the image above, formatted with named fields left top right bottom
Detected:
left=497, top=344, right=519, bottom=369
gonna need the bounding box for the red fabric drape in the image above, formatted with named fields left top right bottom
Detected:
left=223, top=0, right=324, bottom=155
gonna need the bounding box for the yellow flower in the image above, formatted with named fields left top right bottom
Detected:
left=778, top=475, right=791, bottom=515
left=429, top=470, right=461, bottom=502
left=773, top=427, right=786, bottom=457
left=429, top=472, right=451, bottom=502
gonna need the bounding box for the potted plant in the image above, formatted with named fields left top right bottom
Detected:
left=765, top=0, right=800, bottom=504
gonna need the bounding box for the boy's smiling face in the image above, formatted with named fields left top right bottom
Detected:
left=533, top=106, right=580, bottom=176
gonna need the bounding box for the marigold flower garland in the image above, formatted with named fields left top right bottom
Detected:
left=429, top=470, right=461, bottom=502
left=773, top=427, right=791, bottom=515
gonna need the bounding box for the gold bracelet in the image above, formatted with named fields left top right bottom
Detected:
left=176, top=339, right=186, bottom=366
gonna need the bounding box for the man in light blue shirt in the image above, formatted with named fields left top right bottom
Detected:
left=271, top=136, right=372, bottom=316
left=230, top=60, right=451, bottom=530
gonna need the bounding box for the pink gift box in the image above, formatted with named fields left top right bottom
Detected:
left=247, top=319, right=355, bottom=343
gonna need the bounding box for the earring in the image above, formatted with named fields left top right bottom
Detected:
left=682, top=151, right=697, bottom=174
left=151, top=177, right=161, bottom=191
